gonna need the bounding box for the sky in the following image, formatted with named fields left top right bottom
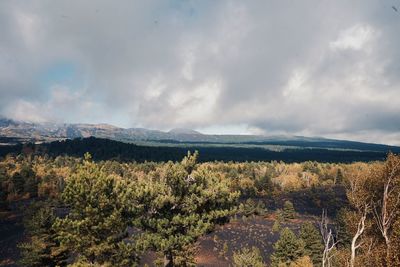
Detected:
left=1, top=0, right=400, bottom=145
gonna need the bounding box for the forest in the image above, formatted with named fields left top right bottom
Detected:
left=0, top=150, right=399, bottom=267
left=0, top=137, right=393, bottom=163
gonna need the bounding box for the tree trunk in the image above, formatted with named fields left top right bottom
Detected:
left=164, top=252, right=174, bottom=267
left=384, top=235, right=391, bottom=264
left=350, top=230, right=361, bottom=267
left=350, top=207, right=367, bottom=267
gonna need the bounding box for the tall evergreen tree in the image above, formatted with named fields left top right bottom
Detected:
left=133, top=151, right=239, bottom=266
left=335, top=208, right=352, bottom=248
left=53, top=153, right=140, bottom=266
left=283, top=200, right=296, bottom=220
left=11, top=171, right=24, bottom=194
left=299, top=222, right=323, bottom=266
left=0, top=171, right=7, bottom=209
left=0, top=188, right=7, bottom=210
left=18, top=201, right=68, bottom=267
left=335, top=168, right=344, bottom=185
left=24, top=174, right=38, bottom=197
left=271, top=227, right=305, bottom=267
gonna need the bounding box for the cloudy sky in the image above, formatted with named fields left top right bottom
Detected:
left=1, top=1, right=400, bottom=145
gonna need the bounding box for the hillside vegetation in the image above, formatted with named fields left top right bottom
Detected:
left=1, top=151, right=399, bottom=266
left=0, top=137, right=396, bottom=164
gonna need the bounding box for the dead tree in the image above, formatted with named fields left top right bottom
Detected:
left=350, top=203, right=369, bottom=267
left=320, top=209, right=338, bottom=267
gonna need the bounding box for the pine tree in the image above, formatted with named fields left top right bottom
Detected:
left=276, top=209, right=285, bottom=222
left=21, top=164, right=38, bottom=197
left=335, top=168, right=344, bottom=185
left=271, top=227, right=305, bottom=267
left=18, top=201, right=69, bottom=266
left=335, top=208, right=352, bottom=248
left=133, top=151, right=239, bottom=266
left=233, top=246, right=265, bottom=267
left=0, top=188, right=7, bottom=210
left=11, top=172, right=24, bottom=194
left=24, top=175, right=38, bottom=198
left=283, top=200, right=296, bottom=220
left=223, top=242, right=229, bottom=257
left=299, top=222, right=323, bottom=266
left=0, top=171, right=7, bottom=209
left=272, top=220, right=281, bottom=233
left=53, top=153, right=140, bottom=266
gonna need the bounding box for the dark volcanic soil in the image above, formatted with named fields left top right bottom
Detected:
left=0, top=211, right=23, bottom=267
left=139, top=214, right=319, bottom=266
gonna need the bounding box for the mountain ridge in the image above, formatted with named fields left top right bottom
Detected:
left=0, top=118, right=399, bottom=153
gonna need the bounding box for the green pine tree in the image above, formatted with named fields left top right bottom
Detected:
left=11, top=172, right=24, bottom=194
left=0, top=169, right=8, bottom=205
left=283, top=200, right=296, bottom=220
left=24, top=175, right=38, bottom=198
left=271, top=227, right=305, bottom=267
left=335, top=208, right=352, bottom=248
left=53, top=153, right=140, bottom=266
left=272, top=220, right=281, bottom=233
left=335, top=168, right=344, bottom=185
left=133, top=151, right=239, bottom=267
left=0, top=170, right=7, bottom=209
left=21, top=164, right=38, bottom=197
left=299, top=222, right=323, bottom=266
left=233, top=246, right=265, bottom=267
left=276, top=209, right=285, bottom=223
left=18, top=201, right=69, bottom=266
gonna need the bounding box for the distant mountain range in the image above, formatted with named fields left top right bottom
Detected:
left=0, top=117, right=399, bottom=153
left=0, top=117, right=207, bottom=144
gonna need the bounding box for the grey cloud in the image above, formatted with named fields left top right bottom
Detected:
left=0, top=0, right=400, bottom=144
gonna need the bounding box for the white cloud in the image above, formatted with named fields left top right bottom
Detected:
left=7, top=99, right=48, bottom=123
left=330, top=24, right=375, bottom=51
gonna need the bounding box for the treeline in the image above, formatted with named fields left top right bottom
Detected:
left=0, top=137, right=391, bottom=163
left=0, top=151, right=352, bottom=209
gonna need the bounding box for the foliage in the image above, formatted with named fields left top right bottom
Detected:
left=18, top=201, right=68, bottom=267
left=21, top=164, right=38, bottom=197
left=335, top=168, right=344, bottom=185
left=0, top=190, right=6, bottom=209
left=239, top=199, right=267, bottom=216
left=288, top=255, right=314, bottom=267
left=271, top=227, right=305, bottom=267
left=334, top=208, right=352, bottom=248
left=232, top=246, right=265, bottom=267
left=53, top=153, right=140, bottom=266
left=11, top=171, right=25, bottom=194
left=283, top=200, right=296, bottom=220
left=1, top=136, right=391, bottom=163
left=272, top=220, right=281, bottom=233
left=335, top=153, right=400, bottom=266
left=299, top=222, right=323, bottom=266
left=132, top=151, right=239, bottom=266
left=223, top=242, right=229, bottom=258
left=1, top=151, right=397, bottom=266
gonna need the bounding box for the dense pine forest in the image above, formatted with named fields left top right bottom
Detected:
left=0, top=137, right=395, bottom=163
left=1, top=150, right=399, bottom=266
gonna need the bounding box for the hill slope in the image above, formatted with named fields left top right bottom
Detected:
left=1, top=118, right=399, bottom=154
